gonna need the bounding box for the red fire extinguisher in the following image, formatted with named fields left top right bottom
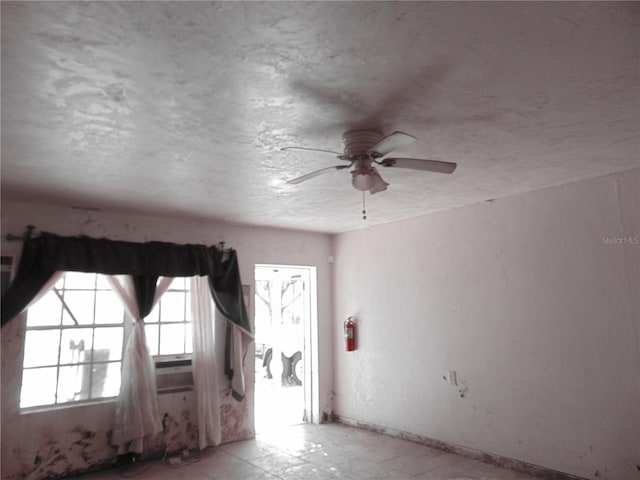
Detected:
left=344, top=316, right=356, bottom=351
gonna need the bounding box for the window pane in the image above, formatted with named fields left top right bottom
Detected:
left=63, top=291, right=95, bottom=325
left=64, top=272, right=96, bottom=289
left=146, top=303, right=159, bottom=323
left=57, top=364, right=90, bottom=403
left=95, top=291, right=124, bottom=324
left=184, top=292, right=192, bottom=322
left=92, top=361, right=121, bottom=398
left=20, top=367, right=58, bottom=408
left=23, top=330, right=61, bottom=367
left=160, top=292, right=185, bottom=322
left=170, top=277, right=185, bottom=289
left=95, top=275, right=112, bottom=290
left=59, top=328, right=93, bottom=365
left=93, top=327, right=124, bottom=362
left=26, top=290, right=62, bottom=327
left=159, top=324, right=185, bottom=355
left=185, top=323, right=193, bottom=354
left=145, top=324, right=159, bottom=356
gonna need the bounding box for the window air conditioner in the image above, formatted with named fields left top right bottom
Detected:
left=154, top=354, right=194, bottom=394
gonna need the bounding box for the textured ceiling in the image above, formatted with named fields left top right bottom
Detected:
left=1, top=2, right=639, bottom=234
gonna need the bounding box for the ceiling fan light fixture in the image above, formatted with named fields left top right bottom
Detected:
left=351, top=168, right=389, bottom=193
left=369, top=169, right=389, bottom=194
left=351, top=172, right=374, bottom=191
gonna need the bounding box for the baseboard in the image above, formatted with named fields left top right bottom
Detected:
left=333, top=415, right=588, bottom=480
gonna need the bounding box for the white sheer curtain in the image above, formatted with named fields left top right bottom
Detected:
left=190, top=275, right=221, bottom=449
left=108, top=276, right=173, bottom=454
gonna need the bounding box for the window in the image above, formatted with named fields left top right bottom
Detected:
left=20, top=272, right=125, bottom=408
left=144, top=277, right=192, bottom=356
left=20, top=273, right=194, bottom=409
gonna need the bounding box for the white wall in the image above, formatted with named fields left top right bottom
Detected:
left=0, top=203, right=333, bottom=479
left=332, top=168, right=639, bottom=480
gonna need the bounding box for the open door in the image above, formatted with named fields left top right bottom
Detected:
left=254, top=265, right=316, bottom=432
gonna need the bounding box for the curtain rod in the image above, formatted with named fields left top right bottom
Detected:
left=217, top=241, right=233, bottom=253
left=5, top=225, right=35, bottom=242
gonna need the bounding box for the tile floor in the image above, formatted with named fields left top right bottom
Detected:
left=68, top=423, right=537, bottom=480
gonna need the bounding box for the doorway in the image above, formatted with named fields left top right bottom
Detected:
left=254, top=265, right=316, bottom=433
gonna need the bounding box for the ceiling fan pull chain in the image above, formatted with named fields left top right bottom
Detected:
left=362, top=191, right=367, bottom=220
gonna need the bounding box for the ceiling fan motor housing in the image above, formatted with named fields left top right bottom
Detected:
left=342, top=130, right=383, bottom=157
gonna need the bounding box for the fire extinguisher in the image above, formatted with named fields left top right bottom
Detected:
left=344, top=316, right=356, bottom=351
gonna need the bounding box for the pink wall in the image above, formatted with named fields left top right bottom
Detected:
left=332, top=168, right=639, bottom=480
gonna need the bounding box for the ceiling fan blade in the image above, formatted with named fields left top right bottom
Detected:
left=378, top=157, right=457, bottom=174
left=287, top=165, right=350, bottom=185
left=367, top=131, right=416, bottom=157
left=281, top=146, right=345, bottom=158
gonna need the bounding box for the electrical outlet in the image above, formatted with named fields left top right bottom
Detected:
left=446, top=370, right=457, bottom=386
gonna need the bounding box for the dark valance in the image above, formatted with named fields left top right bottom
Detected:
left=1, top=232, right=251, bottom=335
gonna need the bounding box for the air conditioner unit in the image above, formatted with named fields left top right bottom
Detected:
left=154, top=354, right=194, bottom=394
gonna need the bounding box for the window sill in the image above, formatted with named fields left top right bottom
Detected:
left=20, top=397, right=117, bottom=415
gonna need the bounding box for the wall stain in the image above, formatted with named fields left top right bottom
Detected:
left=7, top=380, right=253, bottom=479
left=12, top=427, right=115, bottom=480
left=220, top=397, right=252, bottom=443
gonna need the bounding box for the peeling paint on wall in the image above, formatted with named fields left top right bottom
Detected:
left=3, top=392, right=255, bottom=479
left=7, top=427, right=113, bottom=480
left=220, top=395, right=253, bottom=444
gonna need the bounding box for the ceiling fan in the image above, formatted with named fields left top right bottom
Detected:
left=282, top=130, right=457, bottom=194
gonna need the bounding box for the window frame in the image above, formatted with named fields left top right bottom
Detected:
left=20, top=272, right=127, bottom=410
left=19, top=273, right=196, bottom=411
left=143, top=277, right=193, bottom=357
